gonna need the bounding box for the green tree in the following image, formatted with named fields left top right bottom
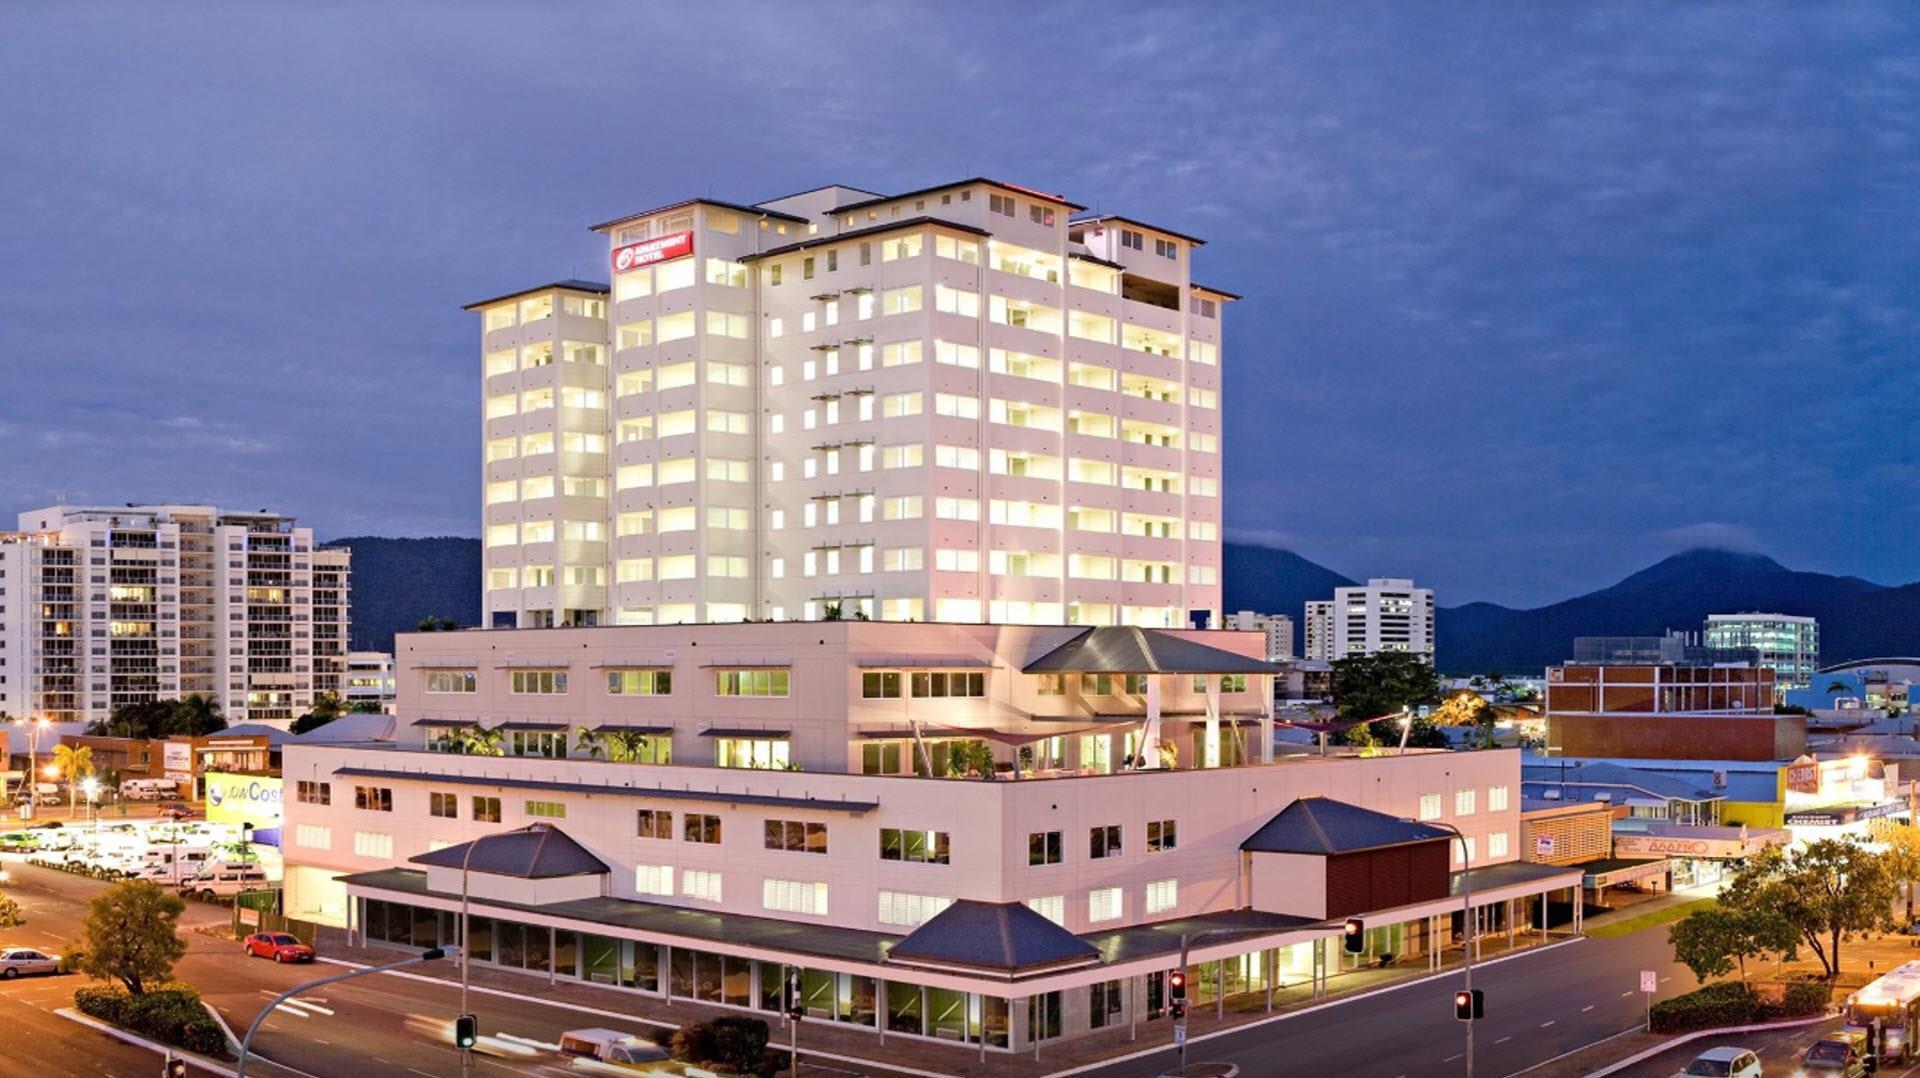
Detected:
left=1876, top=821, right=1920, bottom=923
left=415, top=615, right=459, bottom=632
left=346, top=700, right=383, bottom=714
left=290, top=692, right=345, bottom=735
left=175, top=694, right=226, bottom=736
left=0, top=890, right=24, bottom=928
left=78, top=880, right=187, bottom=994
left=454, top=724, right=504, bottom=756
left=574, top=727, right=606, bottom=760
left=1330, top=652, right=1444, bottom=745
left=1724, top=838, right=1896, bottom=978
left=1668, top=907, right=1798, bottom=984
left=52, top=743, right=95, bottom=812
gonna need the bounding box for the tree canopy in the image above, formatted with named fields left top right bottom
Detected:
left=79, top=880, right=188, bottom=994
left=290, top=692, right=345, bottom=735
left=86, top=696, right=226, bottom=739
left=1723, top=838, right=1896, bottom=978
left=1668, top=906, right=1798, bottom=984
left=1329, top=652, right=1444, bottom=745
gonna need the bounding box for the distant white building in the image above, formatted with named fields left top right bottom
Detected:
left=344, top=651, right=396, bottom=709
left=1329, top=578, right=1434, bottom=660
left=1223, top=610, right=1294, bottom=661
left=1303, top=600, right=1335, bottom=661
left=1704, top=613, right=1819, bottom=692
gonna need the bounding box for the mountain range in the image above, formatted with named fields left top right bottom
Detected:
left=325, top=536, right=1920, bottom=674
left=1224, top=543, right=1920, bottom=674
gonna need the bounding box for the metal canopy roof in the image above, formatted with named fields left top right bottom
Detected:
left=887, top=900, right=1100, bottom=977
left=1021, top=627, right=1280, bottom=676
left=409, top=823, right=609, bottom=879
left=1240, top=796, right=1451, bottom=855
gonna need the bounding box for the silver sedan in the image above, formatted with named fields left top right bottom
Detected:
left=0, top=948, right=61, bottom=978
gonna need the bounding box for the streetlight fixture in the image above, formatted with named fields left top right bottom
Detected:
left=1410, top=818, right=1475, bottom=1078
left=21, top=718, right=50, bottom=820
left=1170, top=927, right=1236, bottom=1074
left=80, top=777, right=99, bottom=838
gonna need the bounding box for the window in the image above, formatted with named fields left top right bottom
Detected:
left=877, top=891, right=952, bottom=928
left=1488, top=832, right=1510, bottom=859
left=682, top=869, right=723, bottom=903
left=880, top=828, right=951, bottom=864
left=1454, top=836, right=1477, bottom=867
left=989, top=193, right=1015, bottom=217
left=1035, top=674, right=1066, bottom=696
left=633, top=809, right=674, bottom=840
left=425, top=670, right=476, bottom=694
left=1089, top=824, right=1122, bottom=859
left=1028, top=830, right=1063, bottom=866
left=717, top=737, right=790, bottom=770
left=294, top=824, right=331, bottom=850
left=606, top=669, right=672, bottom=695
left=1455, top=789, right=1477, bottom=816
left=1418, top=793, right=1442, bottom=821
left=1155, top=237, right=1178, bottom=259
left=525, top=800, right=566, bottom=819
left=1120, top=228, right=1144, bottom=250
left=510, top=669, right=568, bottom=695
left=909, top=671, right=986, bottom=698
left=295, top=780, right=331, bottom=806
left=1029, top=204, right=1056, bottom=227
left=510, top=730, right=566, bottom=758
left=429, top=792, right=458, bottom=819
left=881, top=285, right=921, bottom=315
left=1090, top=980, right=1123, bottom=1029
left=1145, top=878, right=1178, bottom=915
left=684, top=814, right=722, bottom=844
left=1088, top=887, right=1123, bottom=923
left=861, top=742, right=902, bottom=775
left=763, top=879, right=829, bottom=916
left=764, top=820, right=828, bottom=855
left=354, top=785, right=392, bottom=812
left=1147, top=819, right=1177, bottom=852
left=1488, top=786, right=1510, bottom=812
left=353, top=831, right=393, bottom=858
left=636, top=865, right=674, bottom=896
left=1026, top=895, right=1065, bottom=926
left=714, top=668, right=789, bottom=696
left=472, top=796, right=502, bottom=823
left=862, top=671, right=902, bottom=698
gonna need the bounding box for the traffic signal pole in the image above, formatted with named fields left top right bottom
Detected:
left=236, top=948, right=456, bottom=1077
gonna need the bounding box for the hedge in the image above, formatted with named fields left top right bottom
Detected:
left=74, top=982, right=229, bottom=1058
left=669, top=1016, right=773, bottom=1076
left=1649, top=980, right=1832, bottom=1033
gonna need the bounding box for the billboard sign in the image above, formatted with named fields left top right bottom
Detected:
left=203, top=772, right=283, bottom=830
left=612, top=231, right=693, bottom=273
left=162, top=742, right=192, bottom=779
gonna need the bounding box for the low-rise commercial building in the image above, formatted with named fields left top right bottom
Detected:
left=282, top=622, right=1576, bottom=1055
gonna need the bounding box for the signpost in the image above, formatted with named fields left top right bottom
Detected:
left=1640, top=969, right=1657, bottom=1029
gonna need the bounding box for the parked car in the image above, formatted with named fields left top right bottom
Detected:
left=1801, top=1034, right=1868, bottom=1077
left=243, top=932, right=314, bottom=963
left=179, top=864, right=270, bottom=900
left=0, top=948, right=62, bottom=979
left=557, top=1028, right=667, bottom=1068
left=1678, top=1045, right=1761, bottom=1077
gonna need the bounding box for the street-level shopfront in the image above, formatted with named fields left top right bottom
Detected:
left=1611, top=823, right=1790, bottom=891
left=345, top=864, right=1577, bottom=1056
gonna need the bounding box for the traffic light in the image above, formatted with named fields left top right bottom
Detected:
left=454, top=1013, right=478, bottom=1049
left=1168, top=968, right=1188, bottom=1019
left=1454, top=989, right=1484, bottom=1021
left=784, top=968, right=804, bottom=1020
left=1343, top=917, right=1366, bottom=955
left=163, top=1057, right=186, bottom=1078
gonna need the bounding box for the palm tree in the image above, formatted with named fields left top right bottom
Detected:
left=574, top=727, right=607, bottom=760
left=175, top=694, right=225, bottom=736
left=602, top=728, right=658, bottom=763
left=52, top=744, right=94, bottom=815
left=456, top=724, right=504, bottom=757
left=1827, top=679, right=1853, bottom=695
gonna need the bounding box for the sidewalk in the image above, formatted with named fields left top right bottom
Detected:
left=310, top=925, right=1577, bottom=1077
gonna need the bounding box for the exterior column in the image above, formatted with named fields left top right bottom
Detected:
left=1265, top=949, right=1275, bottom=1011
left=1507, top=898, right=1515, bottom=946
left=876, top=976, right=886, bottom=1045
left=1216, top=956, right=1225, bottom=1018
left=1143, top=678, right=1163, bottom=767
left=664, top=944, right=673, bottom=1004
left=549, top=925, right=557, bottom=986
left=1259, top=680, right=1275, bottom=764
left=1205, top=678, right=1222, bottom=769
left=1129, top=974, right=1138, bottom=1041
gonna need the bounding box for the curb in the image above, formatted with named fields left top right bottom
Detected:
left=56, top=1006, right=238, bottom=1077
left=1582, top=1012, right=1832, bottom=1077
left=202, top=998, right=244, bottom=1056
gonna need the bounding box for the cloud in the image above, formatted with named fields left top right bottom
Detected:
left=1224, top=527, right=1301, bottom=551
left=1649, top=522, right=1768, bottom=554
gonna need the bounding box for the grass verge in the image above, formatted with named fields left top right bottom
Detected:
left=1586, top=898, right=1717, bottom=938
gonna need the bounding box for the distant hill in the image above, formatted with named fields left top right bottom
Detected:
left=1434, top=548, right=1920, bottom=675
left=322, top=536, right=480, bottom=652
left=1222, top=543, right=1357, bottom=655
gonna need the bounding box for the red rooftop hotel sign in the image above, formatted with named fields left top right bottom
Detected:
left=612, top=230, right=694, bottom=272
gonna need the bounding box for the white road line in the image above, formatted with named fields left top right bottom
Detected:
left=1621, top=990, right=1633, bottom=997
left=1496, top=1036, right=1513, bottom=1044
left=1582, top=1004, right=1596, bottom=1012
left=1540, top=1019, right=1556, bottom=1028
left=1444, top=1053, right=1463, bottom=1062
left=371, top=1058, right=389, bottom=1065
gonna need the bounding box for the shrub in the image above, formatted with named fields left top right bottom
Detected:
left=670, top=1017, right=773, bottom=1076
left=178, top=1018, right=228, bottom=1056
left=74, top=984, right=130, bottom=1025
left=1775, top=980, right=1832, bottom=1017
left=1650, top=981, right=1760, bottom=1033
left=76, top=982, right=228, bottom=1059
left=669, top=1021, right=719, bottom=1066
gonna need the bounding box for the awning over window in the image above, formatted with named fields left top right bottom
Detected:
left=697, top=728, right=791, bottom=739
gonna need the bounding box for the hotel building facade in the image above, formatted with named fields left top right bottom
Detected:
left=0, top=504, right=350, bottom=727
left=282, top=622, right=1576, bottom=1056
left=471, top=179, right=1229, bottom=632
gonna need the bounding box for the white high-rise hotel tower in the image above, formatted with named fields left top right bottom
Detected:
left=472, top=180, right=1231, bottom=630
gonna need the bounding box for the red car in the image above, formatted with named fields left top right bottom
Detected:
left=243, top=932, right=315, bottom=963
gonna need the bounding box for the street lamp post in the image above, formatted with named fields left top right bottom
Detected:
left=80, top=778, right=98, bottom=839
left=1421, top=820, right=1475, bottom=1078
left=459, top=832, right=509, bottom=1078
left=236, top=948, right=456, bottom=1077
left=24, top=718, right=49, bottom=820
left=1173, top=927, right=1234, bottom=1075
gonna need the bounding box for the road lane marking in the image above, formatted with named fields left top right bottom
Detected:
left=371, top=1058, right=389, bottom=1065
left=1496, top=1036, right=1513, bottom=1044
left=1540, top=1019, right=1556, bottom=1028
left=1621, top=990, right=1633, bottom=996
left=1582, top=1005, right=1595, bottom=1012
left=1444, top=1054, right=1463, bottom=1062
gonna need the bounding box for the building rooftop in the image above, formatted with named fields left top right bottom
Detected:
left=1021, top=627, right=1278, bottom=676
left=410, top=823, right=610, bottom=879
left=737, top=216, right=990, bottom=263
left=461, top=279, right=609, bottom=312
left=886, top=901, right=1101, bottom=978
left=1068, top=212, right=1207, bottom=247
left=829, top=178, right=1087, bottom=216
left=1521, top=760, right=1724, bottom=803
left=1240, top=797, right=1450, bottom=855
left=586, top=198, right=809, bottom=234
left=332, top=765, right=880, bottom=814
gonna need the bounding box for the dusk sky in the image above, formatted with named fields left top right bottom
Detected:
left=3, top=4, right=1915, bottom=608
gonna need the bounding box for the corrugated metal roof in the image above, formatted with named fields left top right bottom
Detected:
left=887, top=900, right=1100, bottom=976
left=409, top=824, right=610, bottom=879
left=1022, top=627, right=1279, bottom=675
left=1240, top=797, right=1451, bottom=855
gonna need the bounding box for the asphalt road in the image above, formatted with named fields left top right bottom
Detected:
left=1091, top=928, right=1697, bottom=1078
left=1614, top=1014, right=1920, bottom=1078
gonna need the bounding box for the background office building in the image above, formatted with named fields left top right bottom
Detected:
left=0, top=504, right=349, bottom=727
left=1222, top=609, right=1294, bottom=661
left=1302, top=600, right=1334, bottom=661
left=1704, top=613, right=1819, bottom=692
left=473, top=179, right=1230, bottom=632
left=1324, top=578, right=1434, bottom=660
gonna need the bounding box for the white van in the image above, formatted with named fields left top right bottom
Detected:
left=179, top=864, right=271, bottom=900
left=135, top=847, right=211, bottom=885
left=556, top=1028, right=667, bottom=1068
left=119, top=779, right=178, bottom=802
